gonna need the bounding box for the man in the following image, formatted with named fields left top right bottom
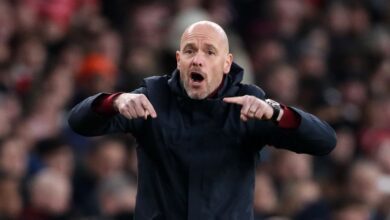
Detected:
left=22, top=169, right=72, bottom=220
left=68, top=21, right=336, bottom=220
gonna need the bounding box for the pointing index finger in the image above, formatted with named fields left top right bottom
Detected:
left=223, top=96, right=245, bottom=105
left=141, top=98, right=157, bottom=118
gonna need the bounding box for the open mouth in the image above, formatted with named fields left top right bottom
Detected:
left=190, top=72, right=204, bottom=83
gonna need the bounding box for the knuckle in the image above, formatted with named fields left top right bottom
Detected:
left=139, top=94, right=147, bottom=100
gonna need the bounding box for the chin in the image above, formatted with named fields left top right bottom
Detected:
left=188, top=93, right=206, bottom=100
left=187, top=91, right=208, bottom=100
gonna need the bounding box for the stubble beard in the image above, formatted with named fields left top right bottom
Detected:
left=181, top=80, right=209, bottom=100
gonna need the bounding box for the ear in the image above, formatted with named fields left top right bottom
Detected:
left=176, top=51, right=180, bottom=69
left=223, top=53, right=233, bottom=74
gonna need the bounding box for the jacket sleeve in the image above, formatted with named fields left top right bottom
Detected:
left=251, top=107, right=337, bottom=156
left=67, top=88, right=146, bottom=137
left=239, top=84, right=336, bottom=156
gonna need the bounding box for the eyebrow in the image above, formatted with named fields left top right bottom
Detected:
left=182, top=43, right=219, bottom=52
left=204, top=43, right=218, bottom=52
left=182, top=43, right=197, bottom=51
left=182, top=43, right=218, bottom=52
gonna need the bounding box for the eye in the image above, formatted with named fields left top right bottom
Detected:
left=184, top=49, right=193, bottom=54
left=207, top=50, right=215, bottom=55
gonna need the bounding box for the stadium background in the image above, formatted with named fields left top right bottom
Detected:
left=0, top=0, right=389, bottom=219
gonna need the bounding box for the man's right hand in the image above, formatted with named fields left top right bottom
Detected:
left=113, top=93, right=157, bottom=119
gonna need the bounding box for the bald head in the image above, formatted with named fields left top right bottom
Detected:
left=176, top=20, right=233, bottom=100
left=180, top=21, right=229, bottom=54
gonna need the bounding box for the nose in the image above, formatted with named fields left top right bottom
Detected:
left=192, top=52, right=203, bottom=67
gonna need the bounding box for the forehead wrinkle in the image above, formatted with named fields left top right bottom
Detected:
left=182, top=35, right=217, bottom=48
left=181, top=33, right=227, bottom=53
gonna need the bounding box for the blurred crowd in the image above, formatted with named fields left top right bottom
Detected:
left=0, top=0, right=389, bottom=219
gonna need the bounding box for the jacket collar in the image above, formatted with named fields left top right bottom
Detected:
left=167, top=62, right=243, bottom=100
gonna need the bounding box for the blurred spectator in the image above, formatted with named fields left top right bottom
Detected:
left=85, top=136, right=127, bottom=179
left=278, top=179, right=321, bottom=217
left=203, top=0, right=233, bottom=27
left=366, top=27, right=390, bottom=59
left=253, top=172, right=278, bottom=219
left=0, top=0, right=15, bottom=65
left=10, top=36, right=47, bottom=98
left=263, top=63, right=298, bottom=105
left=375, top=140, right=390, bottom=174
left=57, top=43, right=84, bottom=74
left=126, top=1, right=170, bottom=50
left=331, top=199, right=371, bottom=220
left=345, top=160, right=386, bottom=219
left=14, top=2, right=39, bottom=35
left=369, top=59, right=390, bottom=97
left=326, top=2, right=351, bottom=37
left=72, top=136, right=128, bottom=215
left=360, top=97, right=390, bottom=155
left=22, top=169, right=72, bottom=220
left=13, top=65, right=74, bottom=144
left=32, top=137, right=74, bottom=177
left=97, top=174, right=137, bottom=219
left=76, top=53, right=117, bottom=95
left=272, top=0, right=304, bottom=39
left=251, top=39, right=286, bottom=84
left=0, top=137, right=28, bottom=179
left=0, top=93, right=21, bottom=139
left=119, top=45, right=160, bottom=91
left=325, top=126, right=356, bottom=171
left=269, top=149, right=313, bottom=185
left=96, top=29, right=122, bottom=65
left=0, top=173, right=22, bottom=220
left=350, top=3, right=371, bottom=37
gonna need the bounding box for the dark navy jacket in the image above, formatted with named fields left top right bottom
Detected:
left=68, top=63, right=336, bottom=220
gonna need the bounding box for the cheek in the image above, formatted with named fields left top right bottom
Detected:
left=178, top=57, right=190, bottom=69
left=208, top=73, right=223, bottom=88
left=179, top=64, right=188, bottom=76
left=179, top=71, right=188, bottom=82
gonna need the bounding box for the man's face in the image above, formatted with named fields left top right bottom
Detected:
left=176, top=23, right=233, bottom=99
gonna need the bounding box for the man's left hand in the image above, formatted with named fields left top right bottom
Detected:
left=223, top=95, right=274, bottom=121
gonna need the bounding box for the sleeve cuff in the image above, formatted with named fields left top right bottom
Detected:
left=278, top=106, right=301, bottom=129
left=91, top=92, right=123, bottom=116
